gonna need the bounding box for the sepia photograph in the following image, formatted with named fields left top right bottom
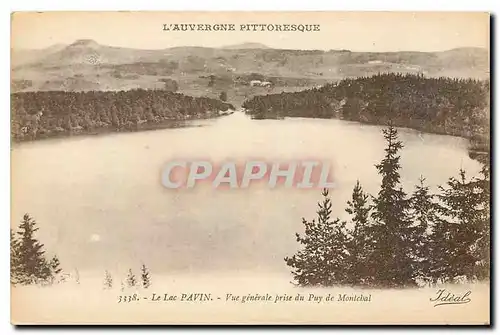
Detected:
left=10, top=11, right=490, bottom=325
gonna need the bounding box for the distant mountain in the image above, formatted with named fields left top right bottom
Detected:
left=67, top=39, right=100, bottom=48
left=10, top=40, right=489, bottom=99
left=221, top=42, right=271, bottom=50
left=11, top=43, right=67, bottom=67
left=14, top=39, right=165, bottom=67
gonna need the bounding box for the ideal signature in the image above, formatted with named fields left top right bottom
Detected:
left=430, top=289, right=471, bottom=307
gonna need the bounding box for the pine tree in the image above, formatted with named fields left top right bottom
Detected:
left=433, top=169, right=486, bottom=282
left=141, top=264, right=151, bottom=289
left=285, top=189, right=349, bottom=286
left=409, top=176, right=435, bottom=283
left=15, top=214, right=52, bottom=284
left=103, top=270, right=113, bottom=289
left=345, top=181, right=373, bottom=286
left=50, top=256, right=62, bottom=275
left=429, top=210, right=455, bottom=284
left=10, top=229, right=21, bottom=284
left=370, top=125, right=415, bottom=287
left=49, top=255, right=63, bottom=283
left=471, top=162, right=490, bottom=280
left=126, top=268, right=137, bottom=288
left=327, top=217, right=349, bottom=286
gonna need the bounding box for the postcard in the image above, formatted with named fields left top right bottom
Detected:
left=10, top=11, right=490, bottom=325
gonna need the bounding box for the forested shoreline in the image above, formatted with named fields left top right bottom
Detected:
left=11, top=89, right=235, bottom=141
left=242, top=73, right=490, bottom=158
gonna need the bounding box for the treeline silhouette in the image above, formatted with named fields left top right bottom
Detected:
left=11, top=89, right=235, bottom=141
left=285, top=125, right=490, bottom=288
left=243, top=73, right=490, bottom=153
left=104, top=265, right=152, bottom=291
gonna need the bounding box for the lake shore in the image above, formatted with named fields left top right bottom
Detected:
left=247, top=112, right=490, bottom=163
left=11, top=111, right=235, bottom=145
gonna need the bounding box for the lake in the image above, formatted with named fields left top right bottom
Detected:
left=11, top=111, right=482, bottom=279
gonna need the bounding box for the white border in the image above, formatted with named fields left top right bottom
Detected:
left=3, top=1, right=498, bottom=334
left=4, top=1, right=499, bottom=11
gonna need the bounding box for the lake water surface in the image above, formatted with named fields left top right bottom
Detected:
left=11, top=111, right=482, bottom=278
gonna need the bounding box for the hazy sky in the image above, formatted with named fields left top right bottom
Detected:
left=11, top=11, right=489, bottom=51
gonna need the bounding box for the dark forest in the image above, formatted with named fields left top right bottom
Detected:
left=11, top=89, right=235, bottom=141
left=243, top=73, right=490, bottom=156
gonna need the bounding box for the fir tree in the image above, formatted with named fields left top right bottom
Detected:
left=471, top=162, right=490, bottom=280
left=103, top=270, right=113, bottom=289
left=433, top=169, right=486, bottom=282
left=50, top=256, right=62, bottom=275
left=327, top=218, right=349, bottom=286
left=428, top=210, right=455, bottom=284
left=370, top=125, right=415, bottom=287
left=409, top=176, right=435, bottom=283
left=15, top=214, right=52, bottom=285
left=285, top=189, right=348, bottom=286
left=49, top=255, right=63, bottom=283
left=10, top=229, right=21, bottom=284
left=141, top=264, right=151, bottom=289
left=126, top=268, right=137, bottom=288
left=345, top=181, right=373, bottom=286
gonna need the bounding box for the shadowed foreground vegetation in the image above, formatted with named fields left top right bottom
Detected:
left=286, top=125, right=490, bottom=288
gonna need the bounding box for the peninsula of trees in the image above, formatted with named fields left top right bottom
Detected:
left=243, top=73, right=490, bottom=157
left=11, top=89, right=235, bottom=141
